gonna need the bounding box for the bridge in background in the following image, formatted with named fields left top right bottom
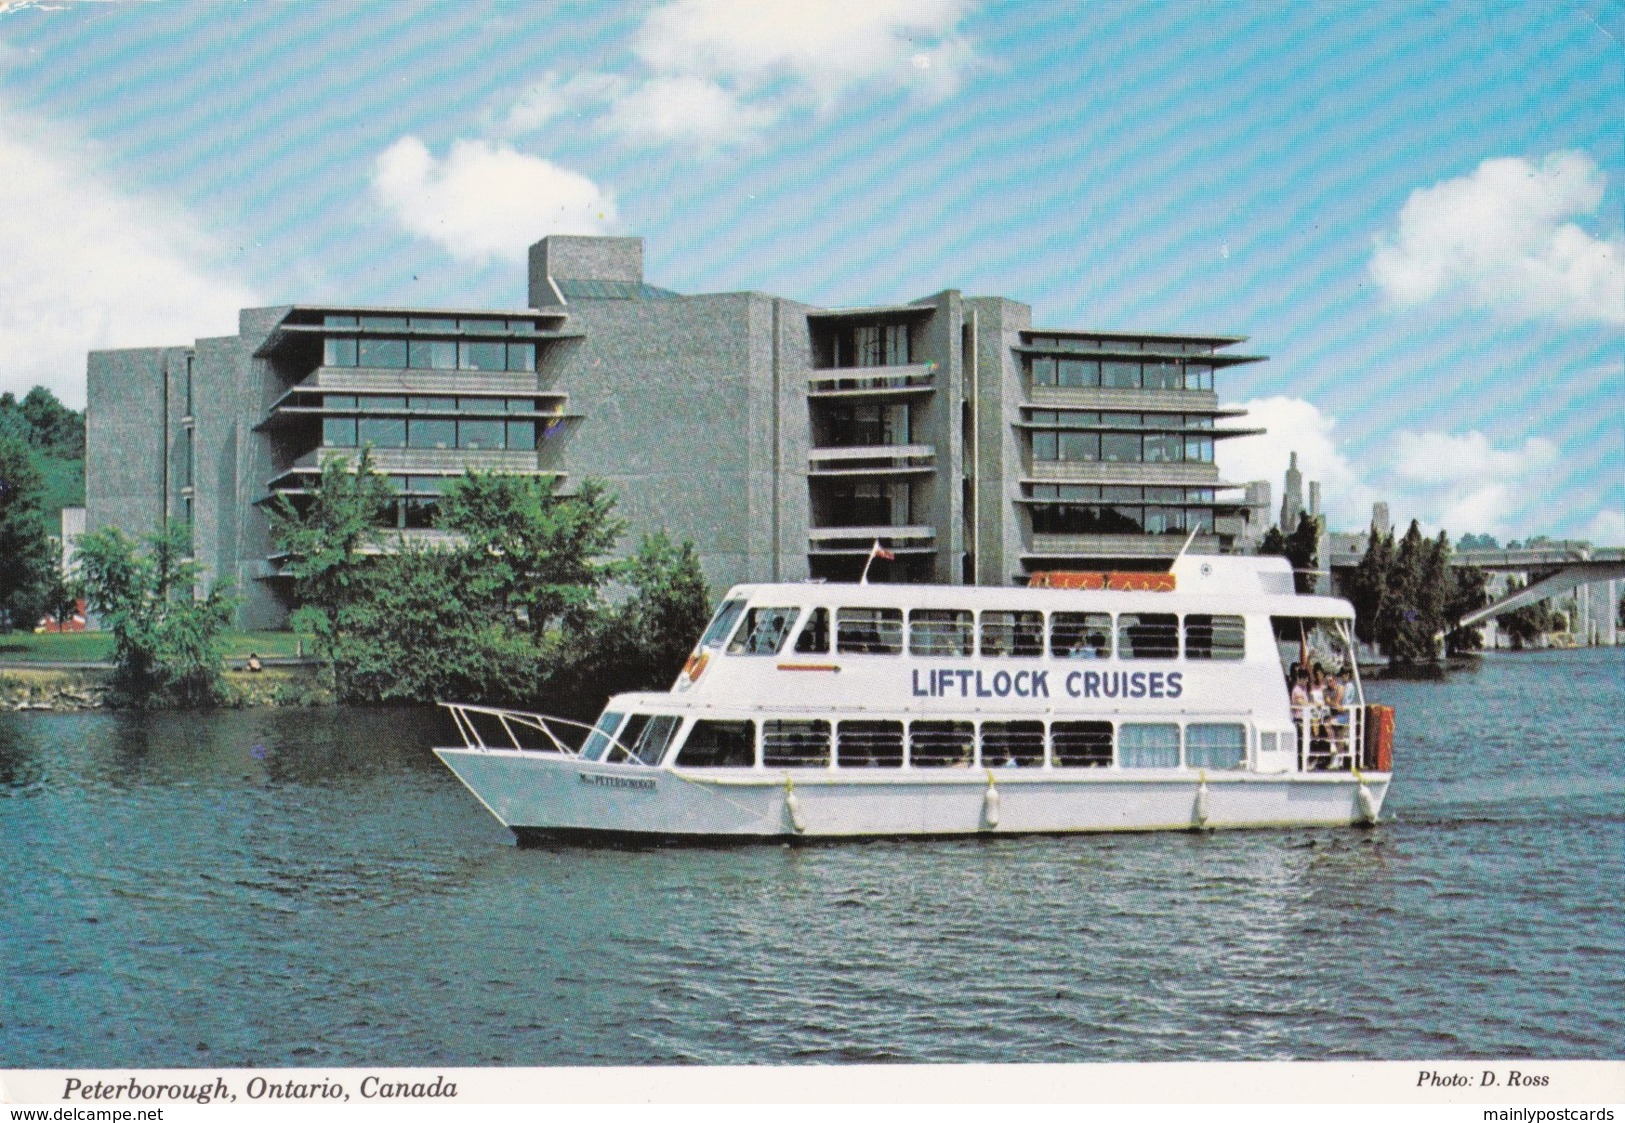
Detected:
left=1450, top=545, right=1625, bottom=631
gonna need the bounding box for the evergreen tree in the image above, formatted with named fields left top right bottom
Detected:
left=0, top=436, right=56, bottom=630
left=1443, top=562, right=1490, bottom=654
left=1284, top=511, right=1321, bottom=594
left=1344, top=527, right=1393, bottom=647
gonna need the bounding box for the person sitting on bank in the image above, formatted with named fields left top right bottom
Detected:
left=245, top=652, right=263, bottom=673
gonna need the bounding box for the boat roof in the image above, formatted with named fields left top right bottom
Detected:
left=720, top=554, right=1353, bottom=618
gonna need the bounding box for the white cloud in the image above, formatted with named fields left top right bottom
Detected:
left=0, top=100, right=259, bottom=409
left=370, top=137, right=617, bottom=264
left=1214, top=396, right=1377, bottom=528
left=635, top=0, right=975, bottom=103
left=605, top=75, right=778, bottom=145
left=1370, top=152, right=1625, bottom=324
left=498, top=72, right=625, bottom=136
left=500, top=0, right=976, bottom=147
left=1386, top=430, right=1559, bottom=537
left=1584, top=509, right=1625, bottom=546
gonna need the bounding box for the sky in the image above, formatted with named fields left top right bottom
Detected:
left=0, top=0, right=1619, bottom=544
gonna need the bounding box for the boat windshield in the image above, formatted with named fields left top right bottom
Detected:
left=1270, top=616, right=1363, bottom=708
left=699, top=599, right=747, bottom=648
left=578, top=710, right=624, bottom=762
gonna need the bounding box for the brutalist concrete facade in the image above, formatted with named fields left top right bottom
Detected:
left=86, top=234, right=1263, bottom=627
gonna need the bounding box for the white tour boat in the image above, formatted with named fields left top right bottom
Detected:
left=434, top=552, right=1394, bottom=841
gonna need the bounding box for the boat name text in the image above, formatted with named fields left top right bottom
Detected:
left=579, top=772, right=657, bottom=791
left=911, top=668, right=1183, bottom=700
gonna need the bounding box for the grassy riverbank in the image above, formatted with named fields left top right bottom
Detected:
left=0, top=631, right=310, bottom=665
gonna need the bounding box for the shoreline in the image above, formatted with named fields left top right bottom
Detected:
left=0, top=664, right=333, bottom=711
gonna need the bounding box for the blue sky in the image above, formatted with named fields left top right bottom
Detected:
left=0, top=0, right=1619, bottom=543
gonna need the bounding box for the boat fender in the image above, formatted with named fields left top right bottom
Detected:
left=1193, top=771, right=1209, bottom=828
left=783, top=776, right=805, bottom=834
left=1354, top=768, right=1378, bottom=824
left=982, top=770, right=1000, bottom=829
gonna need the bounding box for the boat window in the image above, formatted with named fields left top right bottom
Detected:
left=613, top=714, right=683, bottom=766
left=1118, top=613, right=1179, bottom=659
left=837, top=608, right=904, bottom=655
left=1051, top=721, right=1113, bottom=767
left=1185, top=614, right=1246, bottom=660
left=909, top=721, right=974, bottom=767
left=1051, top=612, right=1112, bottom=658
left=837, top=720, right=904, bottom=767
left=909, top=609, right=973, bottom=656
left=578, top=710, right=624, bottom=762
left=1119, top=723, right=1180, bottom=768
left=793, top=607, right=830, bottom=653
left=980, top=611, right=1044, bottom=657
left=762, top=720, right=831, bottom=767
left=700, top=599, right=748, bottom=648
left=981, top=721, right=1045, bottom=767
left=727, top=607, right=799, bottom=655
left=1186, top=723, right=1246, bottom=770
left=675, top=720, right=756, bottom=768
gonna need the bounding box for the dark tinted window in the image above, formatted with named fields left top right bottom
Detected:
left=675, top=720, right=755, bottom=768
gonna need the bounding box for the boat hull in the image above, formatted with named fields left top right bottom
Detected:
left=434, top=747, right=1390, bottom=840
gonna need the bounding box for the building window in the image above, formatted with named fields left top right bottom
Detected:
left=358, top=336, right=408, bottom=368
left=1058, top=357, right=1098, bottom=387
left=408, top=339, right=458, bottom=370
left=324, top=337, right=358, bottom=367
left=883, top=324, right=910, bottom=365
left=459, top=340, right=507, bottom=371
left=1143, top=361, right=1182, bottom=390
left=458, top=419, right=505, bottom=450
left=1185, top=364, right=1213, bottom=391
left=506, top=421, right=536, bottom=450
left=358, top=417, right=407, bottom=448
left=1101, top=360, right=1140, bottom=388
left=1100, top=432, right=1140, bottom=462
left=407, top=418, right=455, bottom=449
left=1031, top=355, right=1056, bottom=386
left=323, top=416, right=357, bottom=447
left=1119, top=723, right=1180, bottom=768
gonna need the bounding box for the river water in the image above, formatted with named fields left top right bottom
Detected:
left=2, top=648, right=1620, bottom=1067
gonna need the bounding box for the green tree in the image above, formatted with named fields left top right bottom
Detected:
left=436, top=473, right=625, bottom=641
left=73, top=521, right=236, bottom=707
left=1261, top=513, right=1320, bottom=594
left=1443, top=562, right=1490, bottom=655
left=577, top=531, right=712, bottom=702
left=0, top=436, right=57, bottom=630
left=1344, top=527, right=1394, bottom=647
left=265, top=449, right=395, bottom=695
left=1498, top=578, right=1554, bottom=650
left=1374, top=520, right=1441, bottom=665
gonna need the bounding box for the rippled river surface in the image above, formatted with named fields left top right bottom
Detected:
left=2, top=648, right=1620, bottom=1067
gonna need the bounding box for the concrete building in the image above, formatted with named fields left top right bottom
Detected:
left=86, top=234, right=1266, bottom=627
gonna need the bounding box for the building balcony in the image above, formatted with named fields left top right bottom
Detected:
left=807, top=363, right=936, bottom=398
left=1025, top=533, right=1222, bottom=559
left=1025, top=461, right=1225, bottom=486
left=299, top=367, right=545, bottom=396
left=1028, top=386, right=1220, bottom=412
left=807, top=525, right=938, bottom=556
left=808, top=444, right=936, bottom=476
left=288, top=445, right=544, bottom=474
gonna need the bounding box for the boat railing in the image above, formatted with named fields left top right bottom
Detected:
left=1292, top=703, right=1363, bottom=772
left=439, top=702, right=660, bottom=765
left=440, top=702, right=588, bottom=757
